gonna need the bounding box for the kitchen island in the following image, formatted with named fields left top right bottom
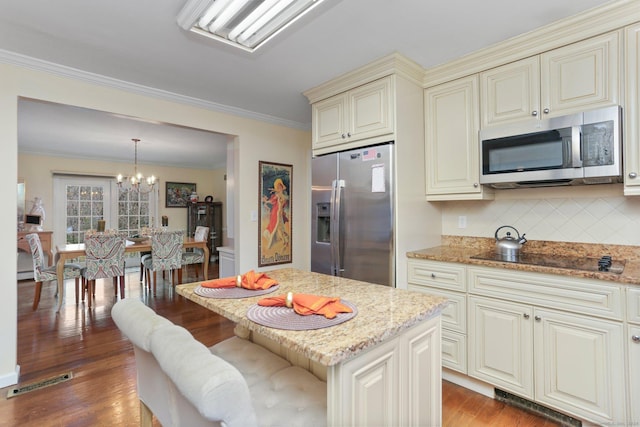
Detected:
left=176, top=268, right=448, bottom=427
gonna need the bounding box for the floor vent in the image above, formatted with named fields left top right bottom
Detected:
left=495, top=388, right=582, bottom=427
left=6, top=372, right=73, bottom=399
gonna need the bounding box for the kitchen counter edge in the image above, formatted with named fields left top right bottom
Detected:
left=407, top=246, right=640, bottom=286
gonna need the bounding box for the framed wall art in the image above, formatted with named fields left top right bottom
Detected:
left=258, top=161, right=292, bottom=267
left=166, top=182, right=196, bottom=207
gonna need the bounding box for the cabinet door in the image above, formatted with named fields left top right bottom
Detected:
left=312, top=93, right=347, bottom=149
left=533, top=308, right=626, bottom=424
left=541, top=31, right=620, bottom=117
left=402, top=315, right=441, bottom=427
left=629, top=325, right=640, bottom=426
left=329, top=335, right=400, bottom=426
left=425, top=75, right=491, bottom=200
left=625, top=23, right=640, bottom=194
left=468, top=296, right=534, bottom=398
left=480, top=56, right=540, bottom=127
left=347, top=77, right=394, bottom=141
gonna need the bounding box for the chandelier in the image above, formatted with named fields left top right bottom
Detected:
left=117, top=138, right=156, bottom=194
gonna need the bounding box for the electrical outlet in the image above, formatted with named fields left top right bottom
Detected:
left=250, top=210, right=258, bottom=222
left=458, top=215, right=467, bottom=229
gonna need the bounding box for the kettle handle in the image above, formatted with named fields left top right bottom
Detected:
left=495, top=225, right=520, bottom=240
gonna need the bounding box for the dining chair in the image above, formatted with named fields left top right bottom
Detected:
left=181, top=226, right=209, bottom=282
left=83, top=232, right=126, bottom=308
left=143, top=230, right=184, bottom=296
left=26, top=233, right=84, bottom=310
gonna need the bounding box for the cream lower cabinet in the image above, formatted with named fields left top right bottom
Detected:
left=327, top=315, right=441, bottom=427
left=408, top=259, right=467, bottom=373
left=629, top=324, right=640, bottom=426
left=481, top=30, right=620, bottom=128
left=424, top=75, right=493, bottom=201
left=468, top=296, right=533, bottom=398
left=628, top=287, right=640, bottom=425
left=311, top=76, right=393, bottom=152
left=533, top=308, right=625, bottom=424
left=468, top=266, right=626, bottom=425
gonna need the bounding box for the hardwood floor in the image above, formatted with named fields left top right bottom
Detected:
left=1, top=263, right=560, bottom=427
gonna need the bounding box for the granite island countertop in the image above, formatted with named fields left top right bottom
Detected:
left=176, top=268, right=448, bottom=366
left=408, top=236, right=640, bottom=286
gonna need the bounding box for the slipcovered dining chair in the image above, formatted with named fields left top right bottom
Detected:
left=26, top=233, right=85, bottom=311
left=143, top=230, right=184, bottom=296
left=83, top=232, right=126, bottom=308
left=181, top=226, right=209, bottom=282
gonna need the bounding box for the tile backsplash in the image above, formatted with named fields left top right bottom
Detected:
left=441, top=185, right=640, bottom=246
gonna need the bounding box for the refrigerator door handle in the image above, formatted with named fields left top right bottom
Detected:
left=331, top=179, right=345, bottom=276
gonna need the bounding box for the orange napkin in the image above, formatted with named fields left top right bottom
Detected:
left=258, top=293, right=352, bottom=319
left=201, top=270, right=277, bottom=290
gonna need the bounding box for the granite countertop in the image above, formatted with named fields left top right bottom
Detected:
left=407, top=236, right=640, bottom=286
left=176, top=268, right=448, bottom=366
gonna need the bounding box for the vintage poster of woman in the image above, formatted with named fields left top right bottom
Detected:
left=259, top=161, right=292, bottom=266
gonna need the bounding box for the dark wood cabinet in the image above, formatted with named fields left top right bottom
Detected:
left=187, top=201, right=222, bottom=257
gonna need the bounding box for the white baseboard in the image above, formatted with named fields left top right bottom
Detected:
left=442, top=368, right=494, bottom=398
left=0, top=365, right=20, bottom=388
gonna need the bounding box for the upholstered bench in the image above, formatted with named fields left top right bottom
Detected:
left=112, top=299, right=327, bottom=427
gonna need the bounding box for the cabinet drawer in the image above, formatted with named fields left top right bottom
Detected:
left=409, top=285, right=466, bottom=333
left=628, top=287, right=640, bottom=325
left=442, top=330, right=466, bottom=374
left=468, top=266, right=623, bottom=320
left=408, top=259, right=466, bottom=291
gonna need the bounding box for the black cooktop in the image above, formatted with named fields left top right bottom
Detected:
left=471, top=251, right=626, bottom=274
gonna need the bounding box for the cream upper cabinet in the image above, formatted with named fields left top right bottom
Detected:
left=311, top=76, right=394, bottom=151
left=481, top=56, right=540, bottom=127
left=624, top=23, right=640, bottom=194
left=425, top=75, right=493, bottom=201
left=481, top=31, right=620, bottom=128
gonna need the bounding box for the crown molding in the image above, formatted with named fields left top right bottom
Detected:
left=303, top=52, right=425, bottom=104
left=0, top=49, right=310, bottom=131
left=423, top=0, right=640, bottom=87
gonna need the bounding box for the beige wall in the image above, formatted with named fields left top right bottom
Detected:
left=0, top=62, right=311, bottom=387
left=18, top=153, right=227, bottom=236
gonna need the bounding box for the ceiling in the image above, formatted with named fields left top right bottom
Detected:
left=2, top=0, right=613, bottom=169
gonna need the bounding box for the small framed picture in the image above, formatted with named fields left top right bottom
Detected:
left=166, top=182, right=196, bottom=207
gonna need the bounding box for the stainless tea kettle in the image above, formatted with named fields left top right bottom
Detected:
left=495, top=225, right=527, bottom=258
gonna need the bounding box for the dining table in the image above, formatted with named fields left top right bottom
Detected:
left=176, top=268, right=447, bottom=426
left=55, top=237, right=209, bottom=312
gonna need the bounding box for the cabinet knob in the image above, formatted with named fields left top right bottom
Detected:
left=431, top=273, right=436, bottom=278
left=633, top=335, right=640, bottom=343
left=341, top=133, right=347, bottom=139
left=523, top=313, right=530, bottom=319
left=543, top=108, right=550, bottom=114
left=347, top=132, right=351, bottom=138
left=531, top=110, right=538, bottom=117
left=473, top=183, right=479, bottom=188
left=534, top=315, right=542, bottom=321
left=629, top=172, right=638, bottom=179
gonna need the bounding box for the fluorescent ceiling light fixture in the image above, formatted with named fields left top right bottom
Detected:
left=177, top=0, right=325, bottom=52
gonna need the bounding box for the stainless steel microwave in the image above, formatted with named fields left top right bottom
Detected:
left=479, top=106, right=622, bottom=188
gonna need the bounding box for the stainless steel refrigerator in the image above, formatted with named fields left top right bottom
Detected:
left=311, top=143, right=394, bottom=286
